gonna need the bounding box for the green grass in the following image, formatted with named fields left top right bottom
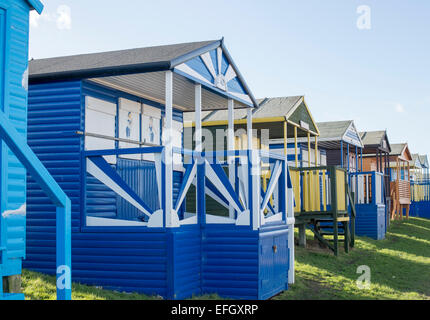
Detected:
left=22, top=270, right=158, bottom=300
left=275, top=217, right=430, bottom=300
left=21, top=218, right=430, bottom=300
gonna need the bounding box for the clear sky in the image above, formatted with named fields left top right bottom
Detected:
left=29, top=0, right=430, bottom=155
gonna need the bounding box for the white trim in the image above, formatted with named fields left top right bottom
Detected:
left=260, top=161, right=282, bottom=214
left=180, top=215, right=198, bottom=226
left=174, top=162, right=197, bottom=213
left=86, top=96, right=117, bottom=116
left=86, top=216, right=148, bottom=227
left=217, top=47, right=222, bottom=75
left=228, top=99, right=235, bottom=219
left=206, top=214, right=236, bottom=224
left=205, top=160, right=244, bottom=214
left=236, top=210, right=250, bottom=226
left=224, top=65, right=237, bottom=83
left=86, top=158, right=152, bottom=217
left=201, top=52, right=217, bottom=79
left=229, top=91, right=253, bottom=104
left=265, top=213, right=283, bottom=223
left=174, top=64, right=213, bottom=86
left=164, top=71, right=176, bottom=227
left=195, top=84, right=202, bottom=152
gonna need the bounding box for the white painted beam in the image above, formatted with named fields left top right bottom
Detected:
left=228, top=99, right=235, bottom=219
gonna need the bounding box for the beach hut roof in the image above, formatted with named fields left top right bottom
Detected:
left=27, top=0, right=44, bottom=14
left=29, top=39, right=258, bottom=111
left=359, top=130, right=391, bottom=153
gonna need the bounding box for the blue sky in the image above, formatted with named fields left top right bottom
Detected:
left=29, top=0, right=430, bottom=155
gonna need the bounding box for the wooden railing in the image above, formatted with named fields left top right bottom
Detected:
left=350, top=171, right=384, bottom=205
left=411, top=179, right=430, bottom=202
left=290, top=166, right=348, bottom=214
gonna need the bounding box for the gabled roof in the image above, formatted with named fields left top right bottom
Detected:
left=29, top=39, right=258, bottom=109
left=317, top=121, right=352, bottom=140
left=390, top=143, right=412, bottom=161
left=419, top=155, right=429, bottom=169
left=30, top=40, right=219, bottom=80
left=359, top=130, right=391, bottom=153
left=184, top=96, right=302, bottom=122
left=410, top=154, right=422, bottom=169
left=183, top=95, right=319, bottom=135
left=27, top=0, right=44, bottom=14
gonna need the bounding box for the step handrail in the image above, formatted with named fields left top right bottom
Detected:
left=0, top=110, right=71, bottom=300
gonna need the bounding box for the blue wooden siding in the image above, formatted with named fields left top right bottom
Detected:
left=170, top=225, right=201, bottom=299
left=24, top=79, right=194, bottom=298
left=201, top=223, right=290, bottom=300
left=25, top=80, right=83, bottom=273
left=1, top=0, right=32, bottom=276
left=201, top=225, right=259, bottom=299
left=355, top=204, right=386, bottom=240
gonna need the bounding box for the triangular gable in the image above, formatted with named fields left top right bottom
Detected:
left=172, top=43, right=256, bottom=107
left=420, top=155, right=429, bottom=168
left=342, top=122, right=363, bottom=148
left=381, top=131, right=391, bottom=152
left=400, top=144, right=412, bottom=161
left=286, top=98, right=320, bottom=135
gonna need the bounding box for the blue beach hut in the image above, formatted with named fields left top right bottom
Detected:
left=25, top=39, right=296, bottom=300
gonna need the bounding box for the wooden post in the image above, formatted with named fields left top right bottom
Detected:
left=340, top=141, right=344, bottom=168
left=284, top=121, right=288, bottom=156
left=228, top=99, right=235, bottom=219
left=294, top=126, right=298, bottom=167
left=330, top=167, right=339, bottom=256
left=307, top=132, right=312, bottom=209
left=298, top=223, right=306, bottom=247
left=314, top=135, right=318, bottom=166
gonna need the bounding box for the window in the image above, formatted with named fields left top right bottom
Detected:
left=142, top=104, right=161, bottom=162
left=85, top=96, right=117, bottom=164
left=118, top=98, right=141, bottom=160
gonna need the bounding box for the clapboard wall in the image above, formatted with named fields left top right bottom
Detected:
left=24, top=80, right=189, bottom=297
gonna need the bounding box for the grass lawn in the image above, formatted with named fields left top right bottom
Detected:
left=22, top=217, right=430, bottom=300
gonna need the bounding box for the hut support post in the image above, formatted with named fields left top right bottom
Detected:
left=341, top=141, right=344, bottom=168
left=355, top=146, right=358, bottom=172
left=294, top=126, right=298, bottom=167
left=347, top=142, right=350, bottom=172
left=284, top=121, right=288, bottom=156
left=228, top=99, right=235, bottom=219
left=164, top=71, right=174, bottom=227
left=195, top=84, right=206, bottom=225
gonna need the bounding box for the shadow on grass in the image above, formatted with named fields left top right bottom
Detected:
left=22, top=269, right=160, bottom=300
left=284, top=218, right=430, bottom=299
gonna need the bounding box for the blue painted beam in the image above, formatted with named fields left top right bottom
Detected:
left=0, top=110, right=71, bottom=300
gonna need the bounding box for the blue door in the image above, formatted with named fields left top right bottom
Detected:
left=259, top=232, right=289, bottom=299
